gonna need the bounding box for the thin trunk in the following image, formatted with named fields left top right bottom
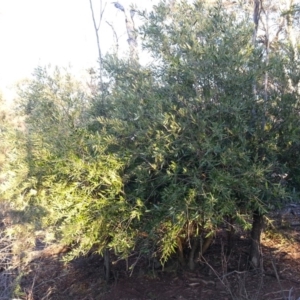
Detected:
left=250, top=210, right=264, bottom=269
left=176, top=236, right=185, bottom=266
left=249, top=1, right=264, bottom=270
left=104, top=248, right=110, bottom=281
left=262, top=1, right=270, bottom=131
left=89, top=0, right=107, bottom=92
left=252, top=0, right=261, bottom=45
left=251, top=0, right=262, bottom=126
left=285, top=0, right=299, bottom=93
left=188, top=236, right=199, bottom=271
left=226, top=216, right=235, bottom=255
left=106, top=21, right=119, bottom=56
left=113, top=2, right=139, bottom=62
left=124, top=9, right=139, bottom=62
left=188, top=234, right=213, bottom=270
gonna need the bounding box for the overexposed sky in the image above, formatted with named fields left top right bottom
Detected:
left=0, top=0, right=158, bottom=101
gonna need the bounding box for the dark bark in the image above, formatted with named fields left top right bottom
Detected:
left=177, top=233, right=213, bottom=270
left=250, top=210, right=264, bottom=269
left=226, top=216, right=235, bottom=255
left=186, top=234, right=213, bottom=270
left=188, top=236, right=200, bottom=271
left=176, top=237, right=185, bottom=266
left=201, top=235, right=213, bottom=256
left=104, top=248, right=110, bottom=281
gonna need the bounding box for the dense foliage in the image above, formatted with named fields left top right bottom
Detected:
left=1, top=0, right=300, bottom=271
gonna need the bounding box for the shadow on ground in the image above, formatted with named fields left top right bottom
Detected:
left=15, top=226, right=300, bottom=300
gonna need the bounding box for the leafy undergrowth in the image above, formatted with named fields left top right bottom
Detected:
left=1, top=224, right=299, bottom=300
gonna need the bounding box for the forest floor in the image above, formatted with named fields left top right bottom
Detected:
left=0, top=199, right=300, bottom=300
left=3, top=224, right=298, bottom=300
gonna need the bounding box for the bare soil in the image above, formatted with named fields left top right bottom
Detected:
left=15, top=226, right=300, bottom=300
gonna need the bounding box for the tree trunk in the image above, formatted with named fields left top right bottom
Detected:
left=188, top=236, right=199, bottom=271
left=188, top=234, right=213, bottom=271
left=226, top=216, right=235, bottom=255
left=250, top=210, right=264, bottom=269
left=113, top=2, right=139, bottom=62
left=104, top=247, right=110, bottom=281
left=88, top=0, right=106, bottom=87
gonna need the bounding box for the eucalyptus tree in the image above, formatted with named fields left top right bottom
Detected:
left=112, top=1, right=139, bottom=62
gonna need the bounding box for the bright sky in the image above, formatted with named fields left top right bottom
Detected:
left=0, top=0, right=158, bottom=101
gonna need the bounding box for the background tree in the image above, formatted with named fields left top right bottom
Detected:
left=112, top=1, right=139, bottom=61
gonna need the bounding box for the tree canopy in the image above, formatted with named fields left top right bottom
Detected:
left=1, top=0, right=300, bottom=272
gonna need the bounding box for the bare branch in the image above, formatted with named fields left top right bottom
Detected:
left=112, top=2, right=139, bottom=62
left=252, top=0, right=262, bottom=43
left=106, top=21, right=120, bottom=55
left=89, top=0, right=107, bottom=90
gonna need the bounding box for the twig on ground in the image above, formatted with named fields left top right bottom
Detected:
left=270, top=250, right=287, bottom=300
left=200, top=254, right=235, bottom=299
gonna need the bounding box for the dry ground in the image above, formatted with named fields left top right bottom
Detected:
left=6, top=226, right=299, bottom=300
